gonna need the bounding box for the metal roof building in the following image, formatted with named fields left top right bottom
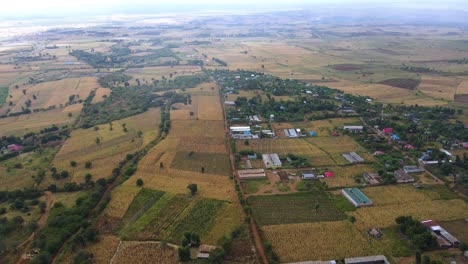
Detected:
left=262, top=154, right=282, bottom=169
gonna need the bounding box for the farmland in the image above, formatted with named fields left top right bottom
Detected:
left=248, top=192, right=346, bottom=226
left=111, top=241, right=178, bottom=264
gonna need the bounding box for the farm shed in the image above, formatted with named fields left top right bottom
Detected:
left=342, top=152, right=364, bottom=163
left=341, top=188, right=372, bottom=207
left=301, top=170, right=316, bottom=180
left=373, top=151, right=385, bottom=156
left=238, top=169, right=266, bottom=180
left=363, top=172, right=381, bottom=185
left=368, top=227, right=383, bottom=238
left=197, top=253, right=210, bottom=259
left=284, top=128, right=299, bottom=138
left=262, top=154, right=282, bottom=169
left=403, top=166, right=424, bottom=174
left=393, top=170, right=415, bottom=183
left=224, top=101, right=236, bottom=106
left=278, top=171, right=290, bottom=181
left=230, top=126, right=251, bottom=133
left=309, top=131, right=317, bottom=137
left=421, top=221, right=460, bottom=247
left=344, top=255, right=389, bottom=264
left=343, top=126, right=363, bottom=133
left=391, top=134, right=400, bottom=140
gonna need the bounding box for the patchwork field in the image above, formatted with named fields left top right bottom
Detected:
left=272, top=117, right=361, bottom=137
left=47, top=108, right=160, bottom=185
left=417, top=76, right=460, bottom=101
left=248, top=192, right=346, bottom=226
left=263, top=221, right=375, bottom=262
left=104, top=185, right=143, bottom=219
left=125, top=65, right=202, bottom=85
left=86, top=235, right=121, bottom=264
left=322, top=164, right=375, bottom=188
left=0, top=103, right=82, bottom=137
left=306, top=136, right=373, bottom=165
left=91, top=87, right=111, bottom=104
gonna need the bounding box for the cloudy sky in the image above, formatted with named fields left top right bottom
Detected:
left=1, top=0, right=467, bottom=17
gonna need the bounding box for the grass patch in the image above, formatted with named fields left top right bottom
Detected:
left=120, top=189, right=165, bottom=227
left=378, top=226, right=414, bottom=258
left=0, top=86, right=8, bottom=107
left=248, top=191, right=346, bottom=226
left=171, top=151, right=230, bottom=175
left=243, top=179, right=270, bottom=194
left=330, top=194, right=356, bottom=212
left=422, top=184, right=459, bottom=200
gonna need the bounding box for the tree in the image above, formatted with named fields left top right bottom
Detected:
left=72, top=251, right=93, bottom=264
left=39, top=202, right=46, bottom=213
left=349, top=216, right=356, bottom=224
left=95, top=137, right=101, bottom=144
left=416, top=251, right=421, bottom=264
left=160, top=162, right=164, bottom=169
left=201, top=167, right=205, bottom=173
left=70, top=161, right=77, bottom=167
left=136, top=178, right=144, bottom=187
left=85, top=173, right=92, bottom=182
left=178, top=246, right=190, bottom=261
left=423, top=256, right=431, bottom=264
left=315, top=204, right=320, bottom=212
left=85, top=161, right=92, bottom=169
left=187, top=184, right=198, bottom=196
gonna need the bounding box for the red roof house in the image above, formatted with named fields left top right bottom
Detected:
left=331, top=131, right=339, bottom=137
left=404, top=144, right=415, bottom=150
left=324, top=171, right=334, bottom=177
left=383, top=128, right=393, bottom=134
left=7, top=144, right=23, bottom=152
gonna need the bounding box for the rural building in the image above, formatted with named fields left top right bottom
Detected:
left=301, top=170, right=316, bottom=180
left=421, top=220, right=460, bottom=247
left=342, top=188, right=373, bottom=207
left=440, top=148, right=453, bottom=157
left=224, top=101, right=236, bottom=106
left=238, top=169, right=266, bottom=180
left=363, top=172, right=381, bottom=185
left=324, top=171, right=334, bottom=177
left=248, top=115, right=261, bottom=122
left=287, top=261, right=336, bottom=264
left=278, top=171, right=290, bottom=181
left=462, top=142, right=468, bottom=149
left=262, top=154, right=282, bottom=169
left=261, top=130, right=275, bottom=138
left=382, top=128, right=393, bottom=135
left=230, top=126, right=258, bottom=139
left=197, top=253, right=210, bottom=259
left=344, top=255, right=389, bottom=264
left=7, top=144, right=23, bottom=152
left=393, top=170, right=415, bottom=183
left=284, top=128, right=303, bottom=138
left=403, top=166, right=424, bottom=174
left=373, top=151, right=385, bottom=156
left=247, top=153, right=258, bottom=159
left=368, top=228, right=383, bottom=239
left=342, top=152, right=364, bottom=163
left=404, top=144, right=415, bottom=150
left=343, top=126, right=363, bottom=132
left=391, top=134, right=400, bottom=140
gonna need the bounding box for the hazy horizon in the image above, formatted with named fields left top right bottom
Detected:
left=1, top=0, right=468, bottom=19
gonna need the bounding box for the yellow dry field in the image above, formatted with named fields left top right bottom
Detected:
left=196, top=95, right=223, bottom=121
left=350, top=199, right=468, bottom=229
left=456, top=79, right=468, bottom=95
left=104, top=186, right=142, bottom=219
left=112, top=241, right=178, bottom=264
left=0, top=167, right=36, bottom=190
left=0, top=104, right=82, bottom=137
left=125, top=65, right=202, bottom=85
left=417, top=76, right=460, bottom=101
left=9, top=77, right=98, bottom=112
left=322, top=164, right=375, bottom=188
left=48, top=108, right=160, bottom=185
left=362, top=185, right=441, bottom=206
left=263, top=221, right=375, bottom=262
left=320, top=80, right=447, bottom=106
left=86, top=235, right=121, bottom=264
left=272, top=117, right=361, bottom=137
left=203, top=203, right=244, bottom=244
left=91, top=87, right=111, bottom=104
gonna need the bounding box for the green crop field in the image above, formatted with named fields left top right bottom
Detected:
left=248, top=191, right=347, bottom=226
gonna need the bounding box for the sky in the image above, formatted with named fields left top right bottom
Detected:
left=1, top=0, right=467, bottom=18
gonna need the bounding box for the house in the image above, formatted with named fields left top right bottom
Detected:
left=462, top=142, right=468, bottom=148
left=394, top=170, right=415, bottom=183
left=302, top=170, right=316, bottom=180
left=421, top=220, right=460, bottom=247
left=343, top=126, right=363, bottom=133
left=440, top=148, right=453, bottom=157
left=284, top=128, right=298, bottom=138
left=403, top=166, right=424, bottom=174
left=404, top=144, right=415, bottom=150
left=262, top=154, right=282, bottom=169
left=391, top=134, right=400, bottom=140
left=344, top=255, right=389, bottom=264
left=309, top=131, right=317, bottom=137
left=363, top=172, right=381, bottom=185
left=224, top=101, right=236, bottom=106
left=373, top=151, right=385, bottom=156
left=238, top=169, right=266, bottom=180
left=197, top=253, right=210, bottom=259
left=7, top=144, right=23, bottom=152
left=382, top=128, right=393, bottom=135
left=368, top=228, right=383, bottom=239
left=324, top=171, right=334, bottom=177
